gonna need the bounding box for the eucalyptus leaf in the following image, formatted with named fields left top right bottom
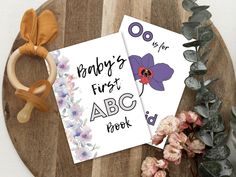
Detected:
left=201, top=115, right=224, bottom=133
left=208, top=98, right=217, bottom=104
left=199, top=160, right=233, bottom=177
left=209, top=111, right=219, bottom=119
left=203, top=145, right=230, bottom=161
left=183, top=40, right=201, bottom=47
left=213, top=132, right=226, bottom=146
left=182, top=22, right=200, bottom=40
left=198, top=25, right=212, bottom=34
left=182, top=0, right=198, bottom=12
left=185, top=76, right=201, bottom=90
left=189, top=10, right=212, bottom=23
left=210, top=99, right=222, bottom=112
left=208, top=110, right=219, bottom=119
left=200, top=29, right=214, bottom=44
left=191, top=5, right=210, bottom=13
left=211, top=114, right=225, bottom=133
left=204, top=78, right=218, bottom=87
left=230, top=106, right=236, bottom=127
left=203, top=113, right=224, bottom=133
left=201, top=120, right=212, bottom=131
left=196, top=87, right=209, bottom=103
left=182, top=25, right=196, bottom=40
left=201, top=90, right=216, bottom=104
left=197, top=130, right=213, bottom=147
left=233, top=130, right=236, bottom=140
left=194, top=105, right=209, bottom=118
left=230, top=120, right=236, bottom=130
left=183, top=21, right=201, bottom=28
left=204, top=92, right=217, bottom=103
left=190, top=61, right=207, bottom=75
left=232, top=106, right=236, bottom=118
left=183, top=50, right=198, bottom=62
left=200, top=29, right=214, bottom=41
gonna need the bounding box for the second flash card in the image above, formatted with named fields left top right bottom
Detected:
left=120, top=16, right=190, bottom=147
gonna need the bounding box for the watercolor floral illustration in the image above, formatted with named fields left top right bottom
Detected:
left=52, top=50, right=99, bottom=162
left=129, top=53, right=174, bottom=96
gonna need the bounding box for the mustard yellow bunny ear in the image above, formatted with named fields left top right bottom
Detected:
left=20, top=9, right=37, bottom=44
left=36, top=10, right=58, bottom=46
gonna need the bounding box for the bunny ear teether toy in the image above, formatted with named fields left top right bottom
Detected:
left=7, top=9, right=58, bottom=123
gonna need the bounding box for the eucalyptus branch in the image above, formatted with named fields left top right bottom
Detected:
left=181, top=0, right=233, bottom=176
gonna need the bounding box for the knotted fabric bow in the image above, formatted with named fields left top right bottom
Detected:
left=19, top=9, right=58, bottom=58
left=13, top=9, right=58, bottom=123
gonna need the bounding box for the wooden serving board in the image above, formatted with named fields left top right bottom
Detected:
left=2, top=0, right=236, bottom=177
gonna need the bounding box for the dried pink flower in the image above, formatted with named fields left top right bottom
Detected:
left=156, top=116, right=180, bottom=136
left=156, top=159, right=168, bottom=169
left=177, top=111, right=189, bottom=131
left=186, top=138, right=205, bottom=154
left=195, top=117, right=203, bottom=126
left=187, top=150, right=195, bottom=158
left=168, top=132, right=188, bottom=150
left=186, top=111, right=199, bottom=123
left=154, top=170, right=167, bottom=177
left=152, top=133, right=165, bottom=145
left=141, top=157, right=158, bottom=177
left=177, top=111, right=187, bottom=123
left=163, top=144, right=182, bottom=165
left=177, top=111, right=203, bottom=129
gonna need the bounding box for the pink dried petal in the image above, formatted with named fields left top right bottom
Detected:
left=154, top=170, right=167, bottom=177
left=141, top=157, right=159, bottom=177
left=156, top=159, right=168, bottom=169
left=163, top=145, right=182, bottom=164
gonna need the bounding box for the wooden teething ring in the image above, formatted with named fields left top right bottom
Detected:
left=7, top=48, right=56, bottom=94
left=7, top=48, right=57, bottom=123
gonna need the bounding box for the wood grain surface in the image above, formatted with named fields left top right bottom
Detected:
left=2, top=0, right=236, bottom=177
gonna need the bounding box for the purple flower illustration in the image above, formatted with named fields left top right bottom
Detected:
left=75, top=147, right=92, bottom=161
left=64, top=119, right=77, bottom=129
left=52, top=50, right=60, bottom=66
left=57, top=97, right=66, bottom=108
left=56, top=86, right=68, bottom=98
left=79, top=126, right=92, bottom=142
left=129, top=53, right=174, bottom=96
left=69, top=104, right=83, bottom=120
left=54, top=77, right=67, bottom=89
left=72, top=127, right=82, bottom=138
left=57, top=56, right=70, bottom=73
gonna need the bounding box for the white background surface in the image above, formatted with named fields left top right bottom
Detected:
left=0, top=0, right=235, bottom=176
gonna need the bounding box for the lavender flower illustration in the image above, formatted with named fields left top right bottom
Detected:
left=69, top=104, right=83, bottom=120
left=57, top=56, right=70, bottom=74
left=75, top=147, right=92, bottom=161
left=129, top=53, right=174, bottom=96
left=52, top=50, right=98, bottom=162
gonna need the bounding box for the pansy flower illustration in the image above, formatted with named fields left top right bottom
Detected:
left=129, top=53, right=174, bottom=96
